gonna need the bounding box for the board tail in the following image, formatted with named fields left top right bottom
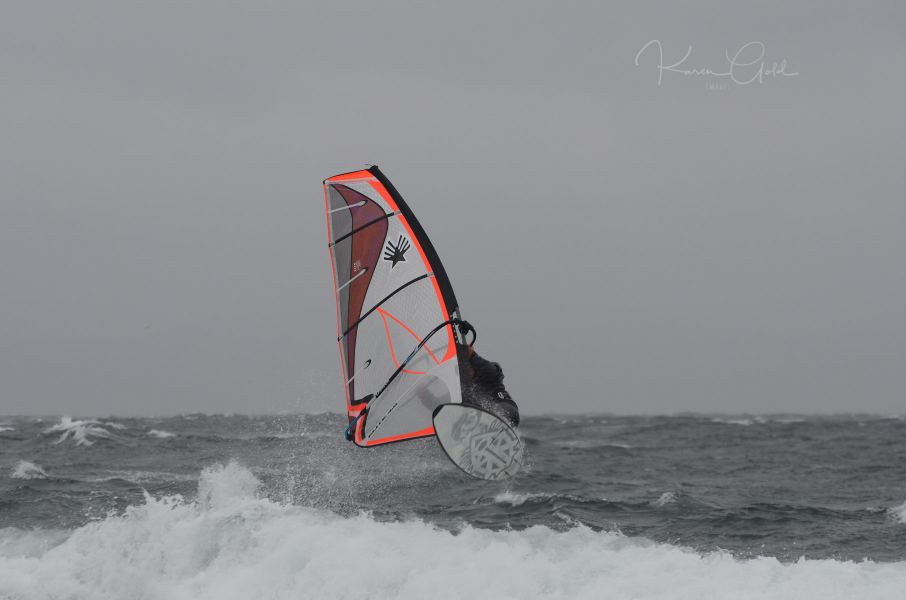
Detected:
left=433, top=404, right=525, bottom=480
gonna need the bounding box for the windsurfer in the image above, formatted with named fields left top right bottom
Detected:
left=462, top=344, right=520, bottom=428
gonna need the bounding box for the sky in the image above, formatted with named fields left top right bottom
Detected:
left=1, top=1, right=904, bottom=416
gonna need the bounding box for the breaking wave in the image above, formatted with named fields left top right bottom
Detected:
left=710, top=416, right=807, bottom=426
left=653, top=491, right=677, bottom=507
left=43, top=417, right=124, bottom=447
left=1, top=463, right=905, bottom=600
left=147, top=429, right=175, bottom=439
left=10, top=461, right=48, bottom=480
left=891, top=500, right=906, bottom=525
left=711, top=417, right=757, bottom=426
left=492, top=491, right=557, bottom=506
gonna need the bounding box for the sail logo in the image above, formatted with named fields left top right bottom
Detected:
left=383, top=235, right=410, bottom=268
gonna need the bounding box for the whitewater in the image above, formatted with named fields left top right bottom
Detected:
left=2, top=414, right=906, bottom=599
left=0, top=461, right=901, bottom=600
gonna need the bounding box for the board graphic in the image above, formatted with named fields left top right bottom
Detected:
left=433, top=404, right=524, bottom=480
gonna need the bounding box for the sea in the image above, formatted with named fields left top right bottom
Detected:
left=1, top=413, right=905, bottom=599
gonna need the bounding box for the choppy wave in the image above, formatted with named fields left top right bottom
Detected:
left=147, top=429, right=175, bottom=439
left=0, top=426, right=14, bottom=433
left=43, top=417, right=124, bottom=447
left=555, top=440, right=632, bottom=449
left=653, top=491, right=677, bottom=507
left=84, top=470, right=197, bottom=484
left=709, top=416, right=808, bottom=426
left=1, top=463, right=904, bottom=600
left=891, top=500, right=906, bottom=525
left=492, top=491, right=557, bottom=506
left=10, top=461, right=48, bottom=480
left=711, top=417, right=757, bottom=426
left=489, top=491, right=601, bottom=508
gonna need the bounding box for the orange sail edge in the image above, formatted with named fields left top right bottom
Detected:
left=325, top=168, right=375, bottom=183
left=364, top=426, right=437, bottom=447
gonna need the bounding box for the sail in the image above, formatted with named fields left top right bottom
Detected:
left=323, top=166, right=465, bottom=447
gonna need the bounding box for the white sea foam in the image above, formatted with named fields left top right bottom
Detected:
left=711, top=416, right=805, bottom=426
left=653, top=492, right=677, bottom=507
left=711, top=417, right=755, bottom=426
left=0, top=528, right=69, bottom=559
left=491, top=491, right=593, bottom=507
left=43, top=417, right=123, bottom=447
left=891, top=500, right=906, bottom=525
left=0, top=426, right=14, bottom=433
left=492, top=491, right=556, bottom=506
left=1, top=463, right=905, bottom=600
left=10, top=461, right=48, bottom=480
left=147, top=429, right=175, bottom=439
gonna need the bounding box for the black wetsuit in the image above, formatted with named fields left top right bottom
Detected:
left=464, top=351, right=520, bottom=427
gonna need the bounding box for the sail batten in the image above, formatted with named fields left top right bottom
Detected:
left=338, top=273, right=433, bottom=341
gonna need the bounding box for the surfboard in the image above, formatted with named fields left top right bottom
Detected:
left=433, top=404, right=524, bottom=480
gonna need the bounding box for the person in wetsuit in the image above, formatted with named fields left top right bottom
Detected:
left=461, top=343, right=520, bottom=428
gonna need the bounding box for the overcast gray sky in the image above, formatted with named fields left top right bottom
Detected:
left=1, top=1, right=904, bottom=416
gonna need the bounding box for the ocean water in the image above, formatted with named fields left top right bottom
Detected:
left=1, top=413, right=905, bottom=599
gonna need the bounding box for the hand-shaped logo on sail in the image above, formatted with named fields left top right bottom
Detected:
left=383, top=235, right=410, bottom=268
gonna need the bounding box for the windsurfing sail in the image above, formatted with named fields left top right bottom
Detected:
left=323, top=166, right=466, bottom=447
